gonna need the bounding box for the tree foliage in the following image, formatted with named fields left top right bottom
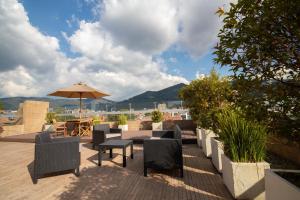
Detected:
left=215, top=0, right=300, bottom=139
left=179, top=69, right=232, bottom=129
left=118, top=114, right=128, bottom=125
left=151, top=110, right=163, bottom=123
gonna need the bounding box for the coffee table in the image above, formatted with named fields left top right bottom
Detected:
left=98, top=140, right=133, bottom=167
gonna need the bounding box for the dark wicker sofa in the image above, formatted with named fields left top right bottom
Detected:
left=143, top=125, right=183, bottom=177
left=33, top=132, right=80, bottom=183
left=92, top=124, right=122, bottom=149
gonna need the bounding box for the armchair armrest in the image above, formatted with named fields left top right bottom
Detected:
left=110, top=128, right=122, bottom=133
left=52, top=136, right=80, bottom=143
left=152, top=130, right=174, bottom=138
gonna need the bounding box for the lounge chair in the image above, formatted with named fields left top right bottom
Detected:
left=143, top=125, right=183, bottom=177
left=33, top=132, right=80, bottom=183
left=92, top=124, right=122, bottom=149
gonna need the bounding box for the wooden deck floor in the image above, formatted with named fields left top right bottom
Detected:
left=0, top=142, right=232, bottom=200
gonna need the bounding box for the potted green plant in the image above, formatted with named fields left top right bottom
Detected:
left=151, top=110, right=163, bottom=130
left=118, top=114, right=128, bottom=131
left=217, top=109, right=270, bottom=200
left=44, top=112, right=56, bottom=132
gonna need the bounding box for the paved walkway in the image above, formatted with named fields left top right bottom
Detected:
left=0, top=142, right=232, bottom=200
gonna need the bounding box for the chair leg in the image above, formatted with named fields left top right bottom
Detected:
left=74, top=167, right=80, bottom=177
left=33, top=173, right=38, bottom=184
left=180, top=167, right=184, bottom=178
left=144, top=167, right=147, bottom=177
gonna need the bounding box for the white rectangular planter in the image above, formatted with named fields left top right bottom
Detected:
left=118, top=124, right=128, bottom=132
left=196, top=128, right=202, bottom=147
left=265, top=169, right=300, bottom=200
left=152, top=122, right=163, bottom=130
left=222, top=154, right=270, bottom=200
left=211, top=138, right=224, bottom=173
left=201, top=129, right=217, bottom=157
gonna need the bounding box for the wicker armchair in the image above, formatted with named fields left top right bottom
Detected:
left=92, top=124, right=122, bottom=149
left=33, top=132, right=80, bottom=183
left=143, top=125, right=183, bottom=177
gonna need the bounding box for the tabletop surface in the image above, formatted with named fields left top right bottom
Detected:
left=99, top=139, right=133, bottom=147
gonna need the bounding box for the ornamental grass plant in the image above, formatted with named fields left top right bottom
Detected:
left=118, top=114, right=128, bottom=125
left=216, top=109, right=267, bottom=162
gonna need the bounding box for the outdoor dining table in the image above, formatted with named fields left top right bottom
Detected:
left=66, top=118, right=92, bottom=136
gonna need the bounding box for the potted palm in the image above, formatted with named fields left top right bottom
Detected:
left=217, top=109, right=270, bottom=200
left=44, top=112, right=56, bottom=132
left=118, top=114, right=128, bottom=131
left=151, top=110, right=163, bottom=130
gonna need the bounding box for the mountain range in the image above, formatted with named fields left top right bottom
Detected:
left=0, top=83, right=186, bottom=111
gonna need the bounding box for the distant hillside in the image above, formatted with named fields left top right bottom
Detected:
left=116, top=83, right=186, bottom=110
left=0, top=97, right=114, bottom=111
left=0, top=83, right=187, bottom=111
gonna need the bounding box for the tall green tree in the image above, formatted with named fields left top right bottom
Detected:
left=215, top=0, right=300, bottom=139
left=0, top=100, right=3, bottom=111
left=179, top=69, right=232, bottom=129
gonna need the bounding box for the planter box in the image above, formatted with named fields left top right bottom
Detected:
left=265, top=169, right=300, bottom=200
left=201, top=129, right=217, bottom=157
left=43, top=124, right=55, bottom=132
left=222, top=154, right=270, bottom=200
left=118, top=124, right=128, bottom=132
left=152, top=122, right=163, bottom=130
left=196, top=128, right=202, bottom=147
left=211, top=137, right=224, bottom=173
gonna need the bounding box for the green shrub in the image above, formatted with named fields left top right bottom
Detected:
left=45, top=112, right=56, bottom=124
left=118, top=114, right=127, bottom=125
left=151, top=110, right=163, bottom=123
left=56, top=115, right=76, bottom=122
left=216, top=109, right=267, bottom=162
left=92, top=116, right=101, bottom=125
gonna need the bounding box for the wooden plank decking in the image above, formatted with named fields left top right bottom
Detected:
left=0, top=142, right=232, bottom=200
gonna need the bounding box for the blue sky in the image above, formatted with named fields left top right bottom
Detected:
left=0, top=0, right=232, bottom=100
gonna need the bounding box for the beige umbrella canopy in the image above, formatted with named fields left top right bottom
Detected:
left=48, top=82, right=109, bottom=118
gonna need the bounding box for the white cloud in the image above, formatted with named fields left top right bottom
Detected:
left=178, top=0, right=231, bottom=57
left=196, top=71, right=206, bottom=80
left=100, top=0, right=179, bottom=54
left=0, top=0, right=234, bottom=100
left=0, top=0, right=187, bottom=100
left=0, top=0, right=60, bottom=72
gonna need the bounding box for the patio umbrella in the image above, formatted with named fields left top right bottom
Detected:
left=48, top=82, right=109, bottom=118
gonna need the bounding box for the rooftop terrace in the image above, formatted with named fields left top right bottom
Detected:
left=0, top=141, right=232, bottom=200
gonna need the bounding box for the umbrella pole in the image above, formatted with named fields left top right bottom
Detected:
left=79, top=93, right=82, bottom=136
left=79, top=92, right=82, bottom=119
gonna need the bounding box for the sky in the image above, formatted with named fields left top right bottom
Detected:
left=0, top=0, right=232, bottom=101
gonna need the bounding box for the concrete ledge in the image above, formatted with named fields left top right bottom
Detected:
left=1, top=125, right=24, bottom=137
left=265, top=169, right=300, bottom=200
